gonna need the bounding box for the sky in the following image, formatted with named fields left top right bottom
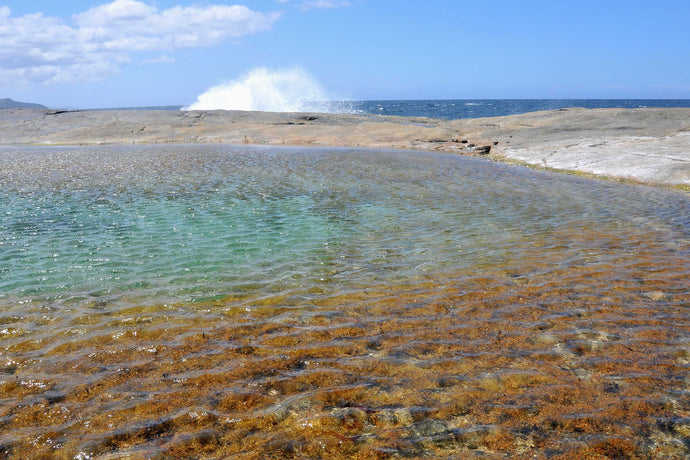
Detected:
left=1, top=0, right=689, bottom=108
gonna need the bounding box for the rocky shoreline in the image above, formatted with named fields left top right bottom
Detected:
left=1, top=107, right=689, bottom=187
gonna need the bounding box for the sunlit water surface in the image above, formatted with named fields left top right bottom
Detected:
left=0, top=145, right=688, bottom=458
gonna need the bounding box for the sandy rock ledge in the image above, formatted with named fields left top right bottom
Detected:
left=1, top=107, right=688, bottom=187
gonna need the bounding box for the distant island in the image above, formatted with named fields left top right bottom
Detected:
left=0, top=98, right=48, bottom=109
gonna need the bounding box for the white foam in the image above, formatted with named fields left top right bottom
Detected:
left=184, top=67, right=347, bottom=113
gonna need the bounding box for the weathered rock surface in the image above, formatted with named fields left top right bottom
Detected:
left=1, top=107, right=688, bottom=186
left=447, top=107, right=690, bottom=186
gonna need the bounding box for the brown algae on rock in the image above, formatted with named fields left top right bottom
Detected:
left=0, top=144, right=688, bottom=458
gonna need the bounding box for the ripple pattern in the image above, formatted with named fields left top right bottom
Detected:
left=0, top=145, right=688, bottom=458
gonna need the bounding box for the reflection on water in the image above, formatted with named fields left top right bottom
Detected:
left=0, top=145, right=688, bottom=458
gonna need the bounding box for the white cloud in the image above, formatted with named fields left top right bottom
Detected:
left=141, top=55, right=176, bottom=65
left=0, top=1, right=280, bottom=85
left=276, top=0, right=351, bottom=11
left=300, top=0, right=351, bottom=10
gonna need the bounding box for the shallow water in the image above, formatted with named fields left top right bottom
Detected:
left=0, top=145, right=688, bottom=458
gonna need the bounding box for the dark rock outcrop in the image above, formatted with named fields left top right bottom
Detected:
left=475, top=145, right=492, bottom=155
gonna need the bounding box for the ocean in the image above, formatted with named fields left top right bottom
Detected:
left=347, top=98, right=690, bottom=119
left=1, top=112, right=689, bottom=457
left=128, top=98, right=690, bottom=120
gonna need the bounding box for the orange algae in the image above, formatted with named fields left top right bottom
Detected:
left=0, top=242, right=688, bottom=459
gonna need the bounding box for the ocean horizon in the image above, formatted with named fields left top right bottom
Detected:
left=93, top=98, right=690, bottom=120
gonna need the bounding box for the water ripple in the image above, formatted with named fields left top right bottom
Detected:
left=0, top=145, right=688, bottom=458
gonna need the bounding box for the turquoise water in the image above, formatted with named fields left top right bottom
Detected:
left=1, top=144, right=688, bottom=309
left=1, top=145, right=689, bottom=458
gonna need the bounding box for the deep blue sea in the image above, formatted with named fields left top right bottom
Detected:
left=346, top=99, right=690, bottom=120
left=137, top=99, right=690, bottom=120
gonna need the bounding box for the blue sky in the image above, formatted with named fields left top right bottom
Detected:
left=1, top=0, right=689, bottom=108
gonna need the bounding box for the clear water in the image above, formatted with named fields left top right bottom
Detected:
left=2, top=144, right=686, bottom=308
left=0, top=145, right=688, bottom=458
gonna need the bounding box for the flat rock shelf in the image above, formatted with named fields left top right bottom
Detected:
left=1, top=107, right=689, bottom=186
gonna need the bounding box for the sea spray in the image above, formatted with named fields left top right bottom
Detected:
left=184, top=67, right=350, bottom=112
